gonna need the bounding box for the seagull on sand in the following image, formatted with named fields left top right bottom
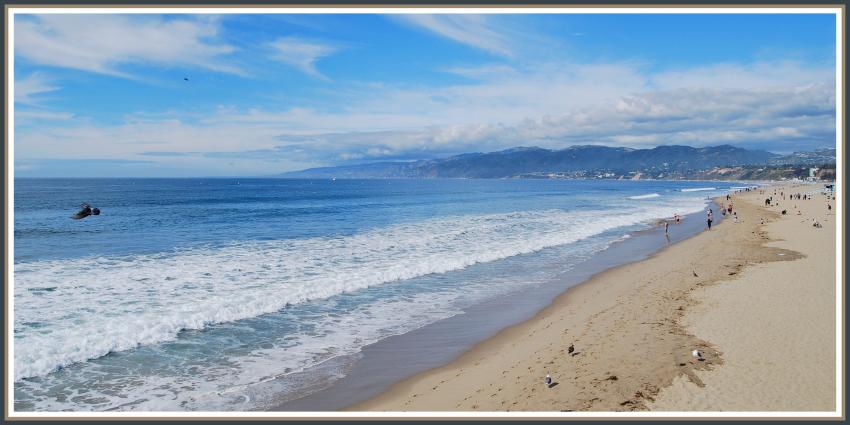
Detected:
left=568, top=344, right=575, bottom=355
left=544, top=374, right=552, bottom=387
left=692, top=349, right=703, bottom=361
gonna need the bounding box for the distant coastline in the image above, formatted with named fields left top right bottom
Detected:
left=279, top=144, right=836, bottom=181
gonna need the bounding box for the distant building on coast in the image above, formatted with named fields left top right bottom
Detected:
left=807, top=167, right=820, bottom=181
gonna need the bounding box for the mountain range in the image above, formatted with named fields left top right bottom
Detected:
left=280, top=145, right=837, bottom=180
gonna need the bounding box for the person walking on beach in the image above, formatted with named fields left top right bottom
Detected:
left=707, top=209, right=713, bottom=230
left=665, top=220, right=669, bottom=235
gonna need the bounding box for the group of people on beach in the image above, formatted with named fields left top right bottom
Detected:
left=666, top=183, right=833, bottom=236
left=705, top=190, right=747, bottom=230
left=769, top=184, right=836, bottom=228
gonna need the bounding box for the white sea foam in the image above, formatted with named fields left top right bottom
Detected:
left=627, top=193, right=660, bottom=200
left=14, top=199, right=709, bottom=383
left=20, top=288, right=475, bottom=411
left=679, top=187, right=717, bottom=192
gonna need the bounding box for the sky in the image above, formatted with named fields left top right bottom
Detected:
left=13, top=11, right=838, bottom=177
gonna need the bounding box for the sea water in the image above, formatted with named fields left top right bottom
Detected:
left=13, top=178, right=741, bottom=411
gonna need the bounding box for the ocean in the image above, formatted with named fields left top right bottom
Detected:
left=12, top=178, right=741, bottom=411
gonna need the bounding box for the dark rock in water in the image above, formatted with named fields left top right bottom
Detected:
left=71, top=203, right=100, bottom=220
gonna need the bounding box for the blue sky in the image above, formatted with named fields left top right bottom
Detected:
left=13, top=12, right=837, bottom=177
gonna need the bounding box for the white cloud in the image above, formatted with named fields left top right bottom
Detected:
left=398, top=15, right=515, bottom=57
left=443, top=64, right=520, bottom=79
left=14, top=72, right=59, bottom=105
left=268, top=37, right=336, bottom=79
left=14, top=73, right=75, bottom=124
left=14, top=14, right=241, bottom=78
left=651, top=61, right=835, bottom=91
left=14, top=60, right=836, bottom=174
left=16, top=110, right=74, bottom=121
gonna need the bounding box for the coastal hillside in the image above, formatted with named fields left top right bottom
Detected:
left=280, top=145, right=836, bottom=180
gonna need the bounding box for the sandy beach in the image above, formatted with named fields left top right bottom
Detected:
left=354, top=183, right=837, bottom=412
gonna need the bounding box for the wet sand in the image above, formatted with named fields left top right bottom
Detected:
left=354, top=183, right=837, bottom=412
left=274, top=204, right=718, bottom=411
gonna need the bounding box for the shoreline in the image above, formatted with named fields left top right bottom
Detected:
left=353, top=183, right=835, bottom=411
left=272, top=202, right=721, bottom=411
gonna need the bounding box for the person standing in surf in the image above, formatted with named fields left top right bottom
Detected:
left=707, top=209, right=714, bottom=230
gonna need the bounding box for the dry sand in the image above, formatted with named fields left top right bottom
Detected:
left=651, top=184, right=837, bottom=411
left=353, top=183, right=837, bottom=412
